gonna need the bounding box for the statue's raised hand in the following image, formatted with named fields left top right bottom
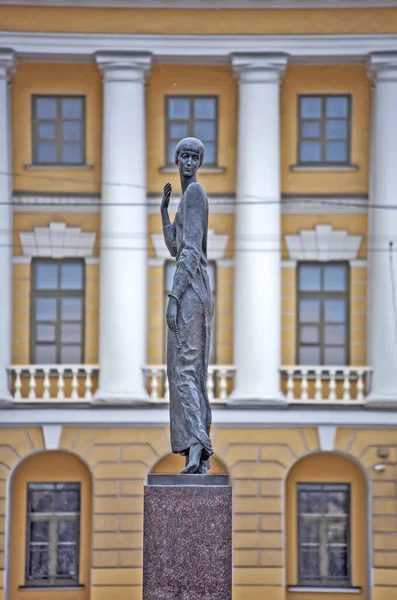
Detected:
left=161, top=182, right=172, bottom=212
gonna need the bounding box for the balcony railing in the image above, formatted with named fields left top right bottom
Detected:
left=280, top=365, right=373, bottom=403
left=6, top=364, right=236, bottom=403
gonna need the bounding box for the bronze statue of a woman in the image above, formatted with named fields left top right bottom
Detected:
left=161, top=137, right=214, bottom=474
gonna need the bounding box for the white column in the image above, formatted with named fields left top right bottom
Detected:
left=95, top=52, right=151, bottom=403
left=366, top=53, right=397, bottom=404
left=0, top=50, right=15, bottom=402
left=230, top=54, right=287, bottom=403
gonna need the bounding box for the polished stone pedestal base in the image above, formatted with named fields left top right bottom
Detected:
left=143, top=473, right=232, bottom=600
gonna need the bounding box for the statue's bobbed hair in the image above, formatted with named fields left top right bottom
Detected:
left=174, top=137, right=205, bottom=168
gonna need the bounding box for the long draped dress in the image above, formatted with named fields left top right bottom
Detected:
left=163, top=182, right=214, bottom=461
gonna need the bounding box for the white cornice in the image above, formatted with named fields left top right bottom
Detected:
left=0, top=0, right=396, bottom=7
left=1, top=31, right=397, bottom=64
left=285, top=224, right=363, bottom=262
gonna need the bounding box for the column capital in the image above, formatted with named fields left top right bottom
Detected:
left=0, top=48, right=16, bottom=81
left=367, top=52, right=397, bottom=82
left=95, top=51, right=152, bottom=83
left=231, top=53, right=288, bottom=84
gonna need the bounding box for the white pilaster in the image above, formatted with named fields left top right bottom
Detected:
left=230, top=54, right=288, bottom=403
left=95, top=52, right=152, bottom=403
left=0, top=50, right=15, bottom=402
left=366, top=53, right=397, bottom=405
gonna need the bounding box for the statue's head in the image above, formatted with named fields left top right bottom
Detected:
left=174, top=137, right=204, bottom=177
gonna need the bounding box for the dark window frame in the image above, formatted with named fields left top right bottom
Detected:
left=297, top=482, right=351, bottom=587
left=297, top=94, right=352, bottom=166
left=25, top=482, right=81, bottom=588
left=31, top=95, right=86, bottom=166
left=297, top=262, right=350, bottom=366
left=164, top=95, right=219, bottom=167
left=164, top=259, right=217, bottom=363
left=30, top=258, right=86, bottom=365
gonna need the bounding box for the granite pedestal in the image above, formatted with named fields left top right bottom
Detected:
left=143, top=474, right=232, bottom=600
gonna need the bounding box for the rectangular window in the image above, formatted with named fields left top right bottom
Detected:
left=165, top=95, right=218, bottom=166
left=298, top=95, right=351, bottom=165
left=165, top=260, right=216, bottom=362
left=26, top=482, right=81, bottom=587
left=31, top=259, right=85, bottom=364
left=32, top=95, right=86, bottom=166
left=297, top=263, right=349, bottom=366
left=298, top=483, right=350, bottom=587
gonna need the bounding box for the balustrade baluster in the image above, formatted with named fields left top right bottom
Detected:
left=343, top=369, right=351, bottom=401
left=57, top=368, right=65, bottom=400
left=286, top=369, right=295, bottom=402
left=71, top=368, right=79, bottom=400
left=84, top=368, right=93, bottom=401
left=219, top=370, right=228, bottom=402
left=328, top=369, right=337, bottom=401
left=356, top=369, right=365, bottom=402
left=28, top=368, right=36, bottom=400
left=301, top=369, right=309, bottom=401
left=14, top=368, right=22, bottom=400
left=43, top=368, right=50, bottom=400
left=150, top=369, right=159, bottom=401
left=315, top=369, right=323, bottom=401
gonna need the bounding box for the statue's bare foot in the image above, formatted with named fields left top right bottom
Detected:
left=181, top=443, right=203, bottom=474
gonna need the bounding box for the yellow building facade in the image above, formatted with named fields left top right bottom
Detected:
left=1, top=2, right=397, bottom=599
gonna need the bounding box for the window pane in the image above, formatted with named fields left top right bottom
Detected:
left=300, top=325, right=319, bottom=344
left=327, top=489, right=349, bottom=515
left=168, top=98, right=190, bottom=120
left=324, top=325, right=346, bottom=345
left=170, top=122, right=188, bottom=139
left=325, top=141, right=347, bottom=163
left=327, top=520, right=348, bottom=544
left=58, top=521, right=78, bottom=542
left=300, top=97, right=322, bottom=118
left=203, top=142, right=215, bottom=164
left=36, top=263, right=58, bottom=290
left=35, top=345, right=57, bottom=364
left=61, top=323, right=81, bottom=344
left=326, top=120, right=348, bottom=140
left=29, top=549, right=50, bottom=579
left=35, top=97, right=57, bottom=119
left=299, top=489, right=323, bottom=513
left=302, top=121, right=321, bottom=138
left=38, top=122, right=56, bottom=140
left=36, top=143, right=57, bottom=163
left=30, top=489, right=54, bottom=513
left=194, top=98, right=216, bottom=119
left=168, top=142, right=177, bottom=164
left=30, top=521, right=50, bottom=543
left=300, top=141, right=321, bottom=163
left=36, top=298, right=57, bottom=321
left=301, top=548, right=320, bottom=579
left=299, top=346, right=320, bottom=365
left=60, top=263, right=83, bottom=290
left=299, top=265, right=321, bottom=291
left=62, top=142, right=83, bottom=164
left=328, top=548, right=349, bottom=579
left=60, top=345, right=82, bottom=364
left=55, top=488, right=80, bottom=512
left=36, top=324, right=56, bottom=342
left=300, top=520, right=319, bottom=544
left=62, top=121, right=82, bottom=142
left=299, top=299, right=320, bottom=323
left=57, top=547, right=78, bottom=578
left=324, top=265, right=347, bottom=291
left=324, top=346, right=345, bottom=365
left=61, top=298, right=82, bottom=321
left=324, top=299, right=345, bottom=323
left=61, top=98, right=83, bottom=119
left=194, top=120, right=215, bottom=142
left=326, top=96, right=348, bottom=118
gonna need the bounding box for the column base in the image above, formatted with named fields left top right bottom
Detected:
left=365, top=391, right=397, bottom=407
left=228, top=389, right=287, bottom=405
left=93, top=388, right=152, bottom=405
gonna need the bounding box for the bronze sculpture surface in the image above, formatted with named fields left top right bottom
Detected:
left=161, top=137, right=214, bottom=474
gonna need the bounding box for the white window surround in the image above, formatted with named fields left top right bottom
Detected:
left=150, top=229, right=229, bottom=266
left=284, top=224, right=363, bottom=265
left=18, top=222, right=97, bottom=262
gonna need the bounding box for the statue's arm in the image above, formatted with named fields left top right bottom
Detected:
left=171, top=183, right=206, bottom=301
